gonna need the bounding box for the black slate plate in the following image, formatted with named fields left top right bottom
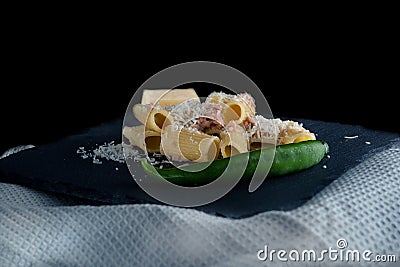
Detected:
left=1, top=119, right=398, bottom=218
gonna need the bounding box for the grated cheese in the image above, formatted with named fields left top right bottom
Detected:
left=77, top=141, right=145, bottom=164
left=344, top=135, right=359, bottom=139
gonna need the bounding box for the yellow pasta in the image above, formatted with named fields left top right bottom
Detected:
left=280, top=132, right=316, bottom=145
left=251, top=117, right=315, bottom=147
left=123, top=125, right=161, bottom=153
left=126, top=90, right=318, bottom=162
left=133, top=104, right=170, bottom=133
left=132, top=104, right=149, bottom=124
left=161, top=125, right=220, bottom=162
left=206, top=92, right=255, bottom=125
left=220, top=122, right=249, bottom=158
left=146, top=108, right=170, bottom=133
left=223, top=100, right=250, bottom=125
left=141, top=89, right=199, bottom=107
left=278, top=120, right=316, bottom=145
left=249, top=116, right=278, bottom=150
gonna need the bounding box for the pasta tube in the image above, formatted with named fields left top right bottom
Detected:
left=132, top=104, right=149, bottom=124
left=141, top=89, right=199, bottom=107
left=278, top=121, right=316, bottom=145
left=206, top=92, right=255, bottom=125
left=223, top=101, right=250, bottom=125
left=133, top=104, right=170, bottom=133
left=161, top=125, right=220, bottom=162
left=249, top=116, right=279, bottom=150
left=220, top=122, right=249, bottom=158
left=123, top=125, right=161, bottom=153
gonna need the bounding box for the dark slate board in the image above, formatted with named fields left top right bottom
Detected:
left=0, top=119, right=398, bottom=218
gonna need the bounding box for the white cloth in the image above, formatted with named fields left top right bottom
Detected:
left=1, top=142, right=399, bottom=267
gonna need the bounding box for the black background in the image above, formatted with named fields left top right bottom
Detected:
left=1, top=30, right=398, bottom=154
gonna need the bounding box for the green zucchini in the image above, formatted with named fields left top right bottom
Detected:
left=141, top=140, right=329, bottom=186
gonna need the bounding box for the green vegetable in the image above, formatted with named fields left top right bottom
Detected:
left=141, top=140, right=329, bottom=186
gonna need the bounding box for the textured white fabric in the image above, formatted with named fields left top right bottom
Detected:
left=1, top=142, right=399, bottom=266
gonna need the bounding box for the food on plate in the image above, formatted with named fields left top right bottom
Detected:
left=124, top=90, right=316, bottom=159
left=123, top=89, right=328, bottom=182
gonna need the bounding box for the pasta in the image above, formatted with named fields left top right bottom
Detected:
left=278, top=120, right=316, bottom=144
left=249, top=116, right=279, bottom=150
left=141, top=89, right=199, bottom=107
left=220, top=122, right=249, bottom=158
left=132, top=104, right=149, bottom=124
left=146, top=108, right=170, bottom=133
left=224, top=101, right=247, bottom=124
left=123, top=125, right=161, bottom=153
left=161, top=125, right=220, bottom=162
left=206, top=92, right=255, bottom=125
left=133, top=104, right=170, bottom=133
left=126, top=89, right=316, bottom=162
left=249, top=117, right=315, bottom=147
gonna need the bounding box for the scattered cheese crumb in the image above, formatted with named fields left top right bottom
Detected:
left=92, top=158, right=102, bottom=164
left=77, top=141, right=144, bottom=164
left=115, top=167, right=119, bottom=171
left=344, top=135, right=359, bottom=139
left=327, top=155, right=331, bottom=159
left=322, top=165, right=327, bottom=169
left=365, top=141, right=371, bottom=145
